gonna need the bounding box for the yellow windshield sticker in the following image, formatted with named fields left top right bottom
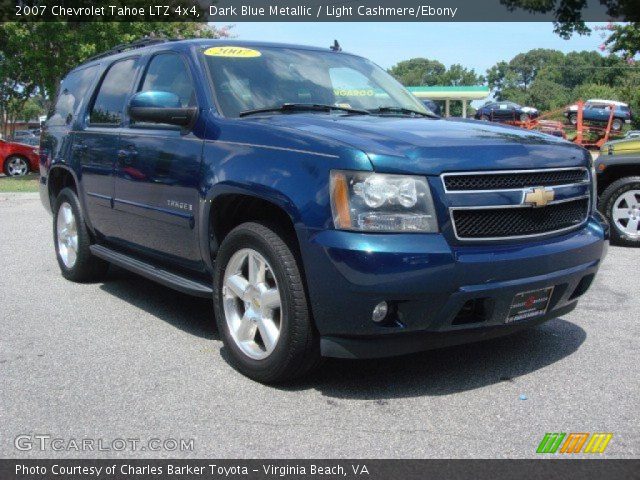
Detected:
left=334, top=88, right=374, bottom=97
left=204, top=46, right=261, bottom=58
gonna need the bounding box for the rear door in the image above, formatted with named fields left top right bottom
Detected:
left=112, top=51, right=203, bottom=267
left=75, top=58, right=139, bottom=239
left=44, top=64, right=99, bottom=188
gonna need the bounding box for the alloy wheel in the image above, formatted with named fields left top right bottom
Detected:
left=222, top=248, right=282, bottom=360
left=612, top=190, right=640, bottom=238
left=56, top=202, right=79, bottom=268
left=6, top=157, right=28, bottom=176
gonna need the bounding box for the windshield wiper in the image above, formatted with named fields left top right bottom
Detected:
left=239, top=103, right=371, bottom=117
left=369, top=106, right=437, bottom=118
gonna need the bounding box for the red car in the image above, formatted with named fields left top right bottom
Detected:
left=0, top=138, right=39, bottom=177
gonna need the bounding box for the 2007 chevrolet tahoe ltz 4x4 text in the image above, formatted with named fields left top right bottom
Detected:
left=39, top=39, right=609, bottom=383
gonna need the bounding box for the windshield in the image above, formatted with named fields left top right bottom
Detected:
left=201, top=45, right=430, bottom=118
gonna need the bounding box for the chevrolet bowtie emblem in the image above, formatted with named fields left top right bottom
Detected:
left=524, top=187, right=555, bottom=207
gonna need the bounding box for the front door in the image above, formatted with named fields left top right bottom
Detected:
left=112, top=52, right=203, bottom=268
left=77, top=57, right=139, bottom=239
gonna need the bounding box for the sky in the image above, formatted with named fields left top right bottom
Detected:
left=213, top=22, right=607, bottom=75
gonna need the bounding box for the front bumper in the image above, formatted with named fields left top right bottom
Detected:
left=299, top=216, right=608, bottom=359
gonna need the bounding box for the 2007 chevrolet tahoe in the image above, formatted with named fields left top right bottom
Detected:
left=40, top=39, right=609, bottom=383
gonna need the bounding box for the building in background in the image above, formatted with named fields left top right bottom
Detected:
left=407, top=86, right=490, bottom=118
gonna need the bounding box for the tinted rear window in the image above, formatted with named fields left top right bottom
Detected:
left=48, top=65, right=99, bottom=126
left=90, top=58, right=137, bottom=125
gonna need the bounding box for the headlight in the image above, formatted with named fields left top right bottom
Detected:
left=330, top=170, right=438, bottom=232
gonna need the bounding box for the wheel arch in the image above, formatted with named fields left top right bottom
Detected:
left=47, top=165, right=79, bottom=205
left=200, top=184, right=303, bottom=271
left=597, top=163, right=640, bottom=195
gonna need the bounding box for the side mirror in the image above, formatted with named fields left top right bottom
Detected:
left=128, top=91, right=197, bottom=127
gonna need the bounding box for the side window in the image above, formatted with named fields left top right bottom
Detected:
left=49, top=65, right=99, bottom=126
left=140, top=53, right=195, bottom=108
left=89, top=58, right=137, bottom=125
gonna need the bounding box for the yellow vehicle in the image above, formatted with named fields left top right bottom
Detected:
left=602, top=137, right=640, bottom=156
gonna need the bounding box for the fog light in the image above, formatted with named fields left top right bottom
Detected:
left=372, top=301, right=388, bottom=323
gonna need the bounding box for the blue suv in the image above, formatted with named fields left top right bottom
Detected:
left=40, top=39, right=609, bottom=383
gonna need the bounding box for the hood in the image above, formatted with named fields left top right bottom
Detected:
left=260, top=114, right=588, bottom=175
left=603, top=138, right=640, bottom=155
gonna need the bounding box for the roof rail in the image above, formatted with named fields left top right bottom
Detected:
left=82, top=37, right=170, bottom=64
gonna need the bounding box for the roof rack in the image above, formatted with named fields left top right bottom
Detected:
left=82, top=37, right=170, bottom=64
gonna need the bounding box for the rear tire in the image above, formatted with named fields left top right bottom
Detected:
left=53, top=188, right=109, bottom=281
left=599, top=177, right=640, bottom=247
left=569, top=114, right=578, bottom=126
left=611, top=118, right=623, bottom=131
left=213, top=222, right=321, bottom=383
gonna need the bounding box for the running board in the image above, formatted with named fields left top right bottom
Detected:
left=90, top=245, right=212, bottom=297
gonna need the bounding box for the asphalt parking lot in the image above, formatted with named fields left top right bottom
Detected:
left=1, top=192, right=638, bottom=459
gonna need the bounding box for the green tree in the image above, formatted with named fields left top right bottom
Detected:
left=500, top=0, right=637, bottom=35
left=572, top=83, right=621, bottom=102
left=605, top=22, right=640, bottom=59
left=486, top=48, right=637, bottom=114
left=527, top=78, right=571, bottom=112
left=0, top=51, right=36, bottom=137
left=500, top=1, right=639, bottom=58
left=439, top=64, right=485, bottom=86
left=0, top=22, right=229, bottom=108
left=487, top=49, right=564, bottom=99
left=387, top=58, right=447, bottom=86
left=388, top=58, right=484, bottom=87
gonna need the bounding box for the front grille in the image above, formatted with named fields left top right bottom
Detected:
left=452, top=198, right=589, bottom=240
left=444, top=168, right=588, bottom=191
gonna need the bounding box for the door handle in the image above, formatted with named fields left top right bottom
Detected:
left=72, top=143, right=88, bottom=153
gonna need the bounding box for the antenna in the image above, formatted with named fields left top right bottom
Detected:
left=330, top=40, right=342, bottom=52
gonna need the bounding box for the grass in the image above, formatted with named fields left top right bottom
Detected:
left=0, top=173, right=40, bottom=193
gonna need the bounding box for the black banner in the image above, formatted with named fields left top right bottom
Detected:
left=1, top=0, right=638, bottom=22
left=1, top=459, right=639, bottom=480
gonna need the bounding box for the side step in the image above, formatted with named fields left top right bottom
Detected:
left=90, top=245, right=213, bottom=298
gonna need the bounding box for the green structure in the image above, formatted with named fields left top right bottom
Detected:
left=407, top=86, right=490, bottom=118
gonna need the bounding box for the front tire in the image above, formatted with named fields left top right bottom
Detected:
left=599, top=177, right=640, bottom=247
left=53, top=188, right=109, bottom=281
left=3, top=155, right=29, bottom=176
left=213, top=222, right=321, bottom=383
